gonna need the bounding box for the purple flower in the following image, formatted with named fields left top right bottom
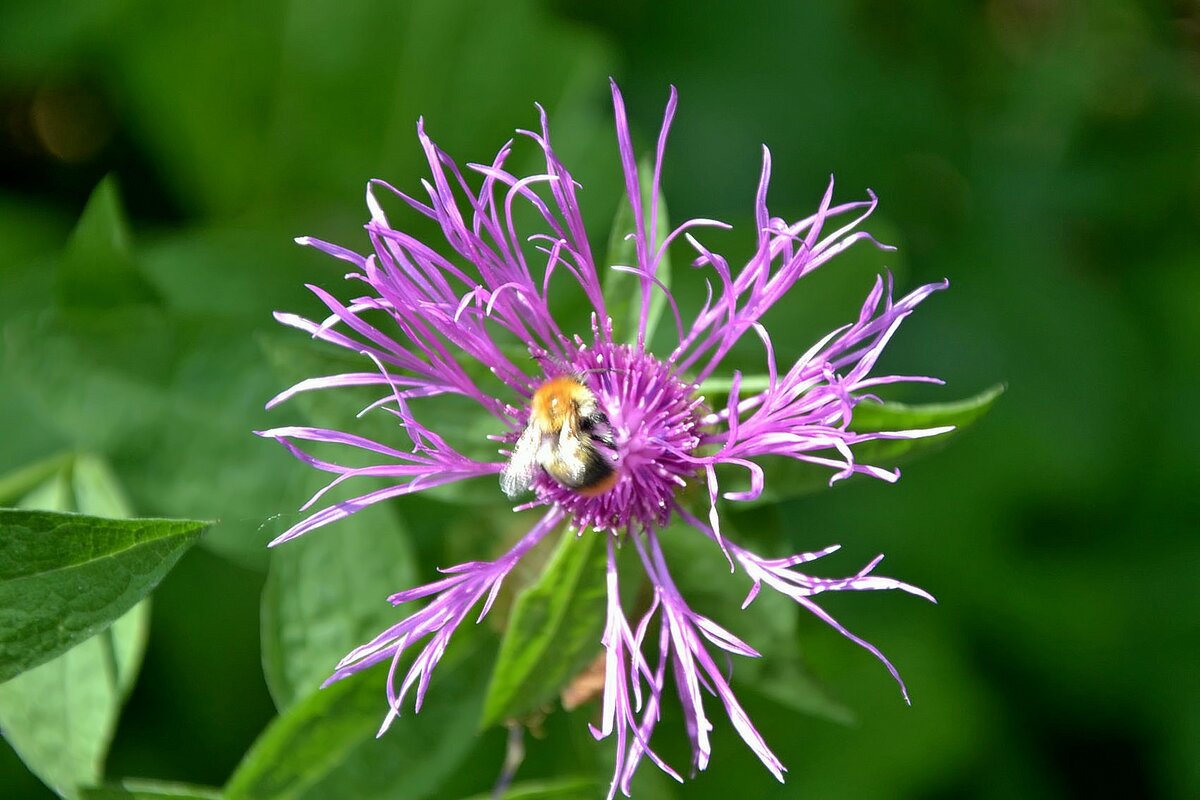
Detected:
left=261, top=81, right=947, bottom=796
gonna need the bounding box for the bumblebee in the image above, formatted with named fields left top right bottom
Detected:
left=500, top=375, right=617, bottom=498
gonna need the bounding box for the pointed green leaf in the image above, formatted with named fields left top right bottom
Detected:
left=226, top=641, right=491, bottom=800
left=56, top=175, right=160, bottom=310
left=455, top=777, right=598, bottom=800
left=603, top=155, right=672, bottom=347
left=481, top=529, right=608, bottom=728
left=851, top=382, right=1007, bottom=433
left=0, top=509, right=206, bottom=682
left=0, top=456, right=150, bottom=799
left=17, top=466, right=74, bottom=513
left=6, top=206, right=298, bottom=571
left=752, top=383, right=1006, bottom=502
left=82, top=780, right=222, bottom=800
left=0, top=454, right=75, bottom=505
left=71, top=454, right=134, bottom=520
left=261, top=477, right=418, bottom=710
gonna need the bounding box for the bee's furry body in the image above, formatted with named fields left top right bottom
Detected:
left=500, top=375, right=617, bottom=498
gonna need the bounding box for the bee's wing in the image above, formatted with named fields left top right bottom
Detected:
left=500, top=424, right=542, bottom=498
left=551, top=424, right=593, bottom=486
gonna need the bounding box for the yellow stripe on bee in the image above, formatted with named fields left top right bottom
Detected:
left=530, top=376, right=594, bottom=430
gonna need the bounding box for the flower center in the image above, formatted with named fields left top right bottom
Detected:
left=533, top=340, right=703, bottom=533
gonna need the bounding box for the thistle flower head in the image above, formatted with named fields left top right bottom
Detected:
left=529, top=340, right=702, bottom=532
left=261, top=80, right=948, bottom=796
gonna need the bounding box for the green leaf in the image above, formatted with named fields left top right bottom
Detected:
left=5, top=208, right=304, bottom=570
left=742, top=631, right=856, bottom=725
left=603, top=155, right=672, bottom=347
left=226, top=641, right=492, bottom=800
left=0, top=453, right=75, bottom=505
left=17, top=465, right=74, bottom=513
left=851, top=382, right=1007, bottom=433
left=0, top=509, right=206, bottom=682
left=71, top=454, right=135, bottom=520
left=624, top=763, right=681, bottom=800
left=455, top=776, right=598, bottom=800
left=658, top=521, right=854, bottom=725
left=102, top=0, right=611, bottom=217
left=55, top=175, right=160, bottom=310
left=81, top=780, right=222, bottom=800
left=3, top=306, right=296, bottom=568
left=3, top=306, right=177, bottom=451
left=752, top=383, right=1007, bottom=502
left=261, top=480, right=418, bottom=710
left=0, top=603, right=150, bottom=799
left=0, top=457, right=150, bottom=799
left=481, top=528, right=608, bottom=728
left=139, top=226, right=312, bottom=318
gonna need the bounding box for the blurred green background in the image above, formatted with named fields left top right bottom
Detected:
left=2, top=0, right=1198, bottom=798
